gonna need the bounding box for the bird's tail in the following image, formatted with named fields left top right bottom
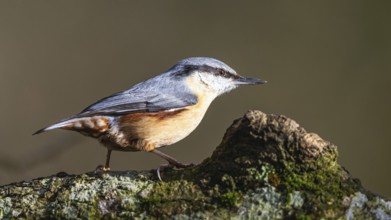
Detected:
left=33, top=117, right=82, bottom=135
left=33, top=116, right=112, bottom=135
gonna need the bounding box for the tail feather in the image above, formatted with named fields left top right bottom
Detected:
left=33, top=116, right=112, bottom=135
left=33, top=118, right=80, bottom=135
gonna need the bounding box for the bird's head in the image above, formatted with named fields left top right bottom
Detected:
left=172, top=57, right=266, bottom=96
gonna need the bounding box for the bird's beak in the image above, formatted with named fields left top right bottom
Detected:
left=235, top=76, right=267, bottom=85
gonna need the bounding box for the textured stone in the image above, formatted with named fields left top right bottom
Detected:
left=0, top=110, right=389, bottom=219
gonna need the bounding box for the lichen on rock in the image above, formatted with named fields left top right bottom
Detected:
left=0, top=110, right=390, bottom=219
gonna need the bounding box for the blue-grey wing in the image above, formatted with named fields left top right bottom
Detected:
left=79, top=76, right=198, bottom=116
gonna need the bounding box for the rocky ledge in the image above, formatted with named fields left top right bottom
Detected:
left=1, top=110, right=390, bottom=219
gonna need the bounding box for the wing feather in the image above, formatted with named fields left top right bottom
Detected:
left=78, top=74, right=198, bottom=116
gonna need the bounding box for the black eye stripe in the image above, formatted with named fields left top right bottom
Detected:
left=181, top=65, right=240, bottom=80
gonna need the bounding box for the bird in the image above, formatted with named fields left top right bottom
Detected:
left=34, top=57, right=266, bottom=178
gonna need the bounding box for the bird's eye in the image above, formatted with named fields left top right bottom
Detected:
left=219, top=70, right=227, bottom=77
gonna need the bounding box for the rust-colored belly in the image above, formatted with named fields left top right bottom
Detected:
left=116, top=103, right=208, bottom=151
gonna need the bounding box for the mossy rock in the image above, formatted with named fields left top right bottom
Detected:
left=1, top=110, right=390, bottom=219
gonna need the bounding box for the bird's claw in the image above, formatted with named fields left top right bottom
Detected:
left=156, top=164, right=172, bottom=181
left=178, top=162, right=195, bottom=168
left=156, top=162, right=196, bottom=181
left=94, top=165, right=111, bottom=173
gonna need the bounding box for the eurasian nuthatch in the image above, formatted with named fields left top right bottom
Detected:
left=34, top=57, right=266, bottom=177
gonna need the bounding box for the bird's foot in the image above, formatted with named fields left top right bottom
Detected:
left=156, top=162, right=196, bottom=181
left=94, top=165, right=111, bottom=173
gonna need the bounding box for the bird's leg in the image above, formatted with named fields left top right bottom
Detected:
left=103, top=149, right=112, bottom=171
left=151, top=149, right=195, bottom=181
left=151, top=149, right=194, bottom=168
left=95, top=149, right=112, bottom=172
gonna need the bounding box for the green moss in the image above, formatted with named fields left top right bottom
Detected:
left=272, top=156, right=362, bottom=218
left=296, top=214, right=313, bottom=220
left=220, top=192, right=241, bottom=207
left=138, top=180, right=211, bottom=217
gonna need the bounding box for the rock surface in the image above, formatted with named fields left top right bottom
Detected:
left=1, top=110, right=390, bottom=219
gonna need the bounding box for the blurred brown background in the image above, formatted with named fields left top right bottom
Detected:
left=0, top=1, right=390, bottom=198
